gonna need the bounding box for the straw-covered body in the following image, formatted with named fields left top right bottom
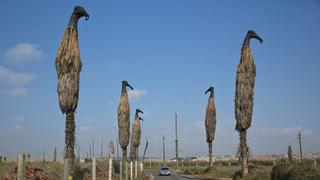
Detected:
left=118, top=93, right=130, bottom=149
left=205, top=96, right=216, bottom=142
left=235, top=46, right=256, bottom=131
left=56, top=28, right=82, bottom=114
left=130, top=117, right=141, bottom=161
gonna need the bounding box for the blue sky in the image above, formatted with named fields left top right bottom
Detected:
left=0, top=0, right=319, bottom=160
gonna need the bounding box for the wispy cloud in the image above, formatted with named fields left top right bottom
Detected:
left=4, top=43, right=47, bottom=64
left=0, top=66, right=36, bottom=85
left=79, top=126, right=93, bottom=132
left=128, top=89, right=148, bottom=100
left=4, top=88, right=28, bottom=97
left=9, top=124, right=23, bottom=131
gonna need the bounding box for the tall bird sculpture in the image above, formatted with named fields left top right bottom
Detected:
left=130, top=109, right=144, bottom=161
left=55, top=6, right=89, bottom=173
left=235, top=30, right=263, bottom=176
left=205, top=86, right=216, bottom=171
left=118, top=80, right=134, bottom=178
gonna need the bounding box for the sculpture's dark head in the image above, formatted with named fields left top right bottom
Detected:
left=138, top=117, right=144, bottom=121
left=136, top=108, right=144, bottom=115
left=73, top=6, right=89, bottom=20
left=205, top=86, right=214, bottom=96
left=122, top=80, right=134, bottom=91
left=243, top=30, right=263, bottom=47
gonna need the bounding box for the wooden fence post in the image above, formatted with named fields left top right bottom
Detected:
left=130, top=161, right=133, bottom=180
left=135, top=161, right=138, bottom=178
left=120, top=161, right=123, bottom=180
left=109, top=158, right=112, bottom=180
left=125, top=161, right=128, bottom=180
left=92, top=157, right=96, bottom=180
left=17, top=154, right=25, bottom=180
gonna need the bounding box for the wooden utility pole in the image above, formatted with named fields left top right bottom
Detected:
left=297, top=131, right=303, bottom=161
left=101, top=137, right=103, bottom=158
left=75, top=144, right=80, bottom=163
left=17, top=154, right=25, bottom=180
left=175, top=113, right=179, bottom=165
left=42, top=150, right=45, bottom=162
left=163, top=136, right=165, bottom=165
left=92, top=138, right=95, bottom=157
left=53, top=147, right=57, bottom=162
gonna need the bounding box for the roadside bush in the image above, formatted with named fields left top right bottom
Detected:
left=271, top=161, right=320, bottom=180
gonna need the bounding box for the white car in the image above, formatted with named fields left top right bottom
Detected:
left=159, top=167, right=171, bottom=176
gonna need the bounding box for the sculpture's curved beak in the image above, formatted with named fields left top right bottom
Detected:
left=205, top=87, right=213, bottom=95
left=136, top=109, right=144, bottom=114
left=85, top=13, right=89, bottom=21
left=251, top=30, right=263, bottom=44
left=126, top=83, right=134, bottom=90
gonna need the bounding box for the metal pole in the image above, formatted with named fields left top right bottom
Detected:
left=17, top=153, right=25, bottom=180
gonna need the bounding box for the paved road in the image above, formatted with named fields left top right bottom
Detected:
left=146, top=170, right=197, bottom=180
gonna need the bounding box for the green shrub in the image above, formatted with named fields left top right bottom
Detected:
left=271, top=161, right=320, bottom=180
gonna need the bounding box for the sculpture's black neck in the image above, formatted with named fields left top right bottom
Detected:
left=134, top=113, right=139, bottom=119
left=209, top=91, right=214, bottom=98
left=242, top=35, right=251, bottom=48
left=121, top=84, right=127, bottom=94
left=68, top=14, right=79, bottom=29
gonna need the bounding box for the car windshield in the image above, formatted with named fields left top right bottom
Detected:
left=161, top=168, right=169, bottom=171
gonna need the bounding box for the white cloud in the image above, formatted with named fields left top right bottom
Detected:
left=4, top=43, right=46, bottom=64
left=4, top=88, right=28, bottom=97
left=0, top=66, right=36, bottom=85
left=79, top=126, right=93, bottom=131
left=128, top=89, right=147, bottom=100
